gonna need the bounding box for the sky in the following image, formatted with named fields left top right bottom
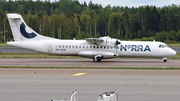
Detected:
left=77, top=0, right=180, bottom=8
left=11, top=0, right=180, bottom=8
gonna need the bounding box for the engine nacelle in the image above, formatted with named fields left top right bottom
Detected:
left=86, top=36, right=120, bottom=47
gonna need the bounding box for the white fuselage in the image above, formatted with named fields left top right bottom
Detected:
left=7, top=39, right=176, bottom=59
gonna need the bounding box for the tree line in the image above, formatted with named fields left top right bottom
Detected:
left=0, top=0, right=180, bottom=43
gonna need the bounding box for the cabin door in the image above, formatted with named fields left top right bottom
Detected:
left=48, top=44, right=53, bottom=54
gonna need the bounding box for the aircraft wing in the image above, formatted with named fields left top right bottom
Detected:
left=85, top=38, right=104, bottom=45
left=85, top=36, right=120, bottom=46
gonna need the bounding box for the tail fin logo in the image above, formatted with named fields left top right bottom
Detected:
left=20, top=22, right=37, bottom=39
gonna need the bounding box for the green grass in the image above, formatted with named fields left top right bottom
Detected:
left=168, top=53, right=180, bottom=59
left=167, top=43, right=180, bottom=47
left=0, top=53, right=180, bottom=59
left=0, top=43, right=11, bottom=47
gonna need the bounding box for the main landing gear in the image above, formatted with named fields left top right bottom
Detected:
left=93, top=57, right=102, bottom=62
left=163, top=57, right=167, bottom=62
left=93, top=55, right=102, bottom=62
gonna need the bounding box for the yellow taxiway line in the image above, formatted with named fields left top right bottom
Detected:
left=72, top=73, right=86, bottom=76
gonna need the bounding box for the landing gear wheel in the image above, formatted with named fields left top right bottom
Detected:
left=97, top=57, right=102, bottom=62
left=93, top=57, right=102, bottom=62
left=163, top=57, right=167, bottom=62
left=93, top=58, right=98, bottom=62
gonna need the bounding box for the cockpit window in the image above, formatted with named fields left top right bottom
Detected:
left=162, top=45, right=165, bottom=48
left=159, top=44, right=168, bottom=48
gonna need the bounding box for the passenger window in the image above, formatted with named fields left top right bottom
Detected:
left=90, top=46, right=92, bottom=48
left=86, top=46, right=88, bottom=48
left=69, top=45, right=71, bottom=48
left=76, top=46, right=78, bottom=48
left=93, top=46, right=95, bottom=48
left=62, top=45, right=64, bottom=48
left=100, top=46, right=102, bottom=49
left=72, top=46, right=74, bottom=48
left=66, top=45, right=68, bottom=48
left=97, top=46, right=99, bottom=49
left=83, top=46, right=85, bottom=48
left=104, top=46, right=106, bottom=49
left=79, top=46, right=81, bottom=48
left=59, top=45, right=61, bottom=48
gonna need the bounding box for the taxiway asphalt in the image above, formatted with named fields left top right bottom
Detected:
left=0, top=68, right=180, bottom=101
left=0, top=58, right=180, bottom=67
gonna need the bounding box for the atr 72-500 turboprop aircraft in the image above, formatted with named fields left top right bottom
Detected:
left=7, top=13, right=176, bottom=62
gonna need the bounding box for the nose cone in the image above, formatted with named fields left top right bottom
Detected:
left=166, top=48, right=177, bottom=57
left=171, top=49, right=177, bottom=56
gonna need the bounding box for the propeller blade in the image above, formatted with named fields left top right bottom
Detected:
left=115, top=40, right=121, bottom=45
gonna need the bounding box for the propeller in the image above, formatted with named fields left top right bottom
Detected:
left=115, top=40, right=120, bottom=45
left=115, top=39, right=121, bottom=53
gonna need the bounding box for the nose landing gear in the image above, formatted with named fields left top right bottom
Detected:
left=163, top=57, right=167, bottom=62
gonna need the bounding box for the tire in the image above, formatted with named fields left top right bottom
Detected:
left=93, top=57, right=102, bottom=62
left=163, top=59, right=167, bottom=62
left=93, top=58, right=98, bottom=62
left=97, top=57, right=102, bottom=62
